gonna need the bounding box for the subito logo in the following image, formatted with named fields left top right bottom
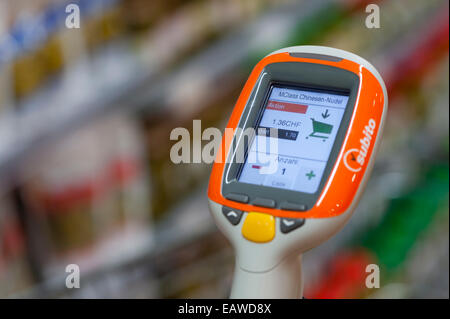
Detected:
left=344, top=119, right=376, bottom=172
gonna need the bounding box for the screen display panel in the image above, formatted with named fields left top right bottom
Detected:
left=238, top=85, right=350, bottom=194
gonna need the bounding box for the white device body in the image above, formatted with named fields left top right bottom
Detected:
left=209, top=46, right=388, bottom=299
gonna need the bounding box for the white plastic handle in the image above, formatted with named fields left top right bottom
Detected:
left=230, top=254, right=303, bottom=299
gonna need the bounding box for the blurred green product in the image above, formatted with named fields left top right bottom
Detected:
left=360, top=163, right=449, bottom=272
left=287, top=2, right=345, bottom=47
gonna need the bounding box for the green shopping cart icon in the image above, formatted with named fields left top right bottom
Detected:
left=306, top=118, right=333, bottom=142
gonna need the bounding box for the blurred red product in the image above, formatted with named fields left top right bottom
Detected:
left=307, top=249, right=376, bottom=299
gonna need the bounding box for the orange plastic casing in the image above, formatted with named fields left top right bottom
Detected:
left=208, top=52, right=385, bottom=219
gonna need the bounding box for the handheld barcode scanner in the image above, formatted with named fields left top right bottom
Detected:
left=208, top=46, right=387, bottom=298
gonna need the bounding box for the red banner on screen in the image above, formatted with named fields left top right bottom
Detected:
left=267, top=100, right=308, bottom=114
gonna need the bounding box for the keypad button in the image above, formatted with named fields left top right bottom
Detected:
left=280, top=218, right=305, bottom=234
left=222, top=206, right=243, bottom=226
left=280, top=202, right=307, bottom=211
left=224, top=193, right=249, bottom=203
left=252, top=198, right=276, bottom=208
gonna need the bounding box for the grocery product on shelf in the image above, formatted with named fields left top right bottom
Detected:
left=15, top=114, right=152, bottom=284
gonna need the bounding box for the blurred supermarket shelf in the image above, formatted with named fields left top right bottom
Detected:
left=0, top=43, right=148, bottom=181
left=14, top=183, right=218, bottom=298
left=0, top=0, right=448, bottom=299
left=2, top=0, right=448, bottom=183
left=0, top=0, right=333, bottom=179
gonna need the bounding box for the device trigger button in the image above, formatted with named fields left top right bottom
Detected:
left=280, top=218, right=305, bottom=234
left=222, top=206, right=243, bottom=225
left=242, top=212, right=275, bottom=243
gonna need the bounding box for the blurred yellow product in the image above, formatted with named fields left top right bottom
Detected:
left=12, top=52, right=46, bottom=100
left=84, top=7, right=124, bottom=52
left=120, top=0, right=184, bottom=32
left=45, top=202, right=96, bottom=252
left=12, top=35, right=64, bottom=100
left=38, top=34, right=64, bottom=76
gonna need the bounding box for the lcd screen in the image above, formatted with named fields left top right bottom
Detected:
left=238, top=85, right=350, bottom=194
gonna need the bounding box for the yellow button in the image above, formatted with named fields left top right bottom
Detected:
left=241, top=212, right=275, bottom=243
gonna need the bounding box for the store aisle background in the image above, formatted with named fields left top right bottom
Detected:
left=0, top=0, right=448, bottom=298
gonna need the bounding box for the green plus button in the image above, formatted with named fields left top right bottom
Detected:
left=306, top=170, right=316, bottom=180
